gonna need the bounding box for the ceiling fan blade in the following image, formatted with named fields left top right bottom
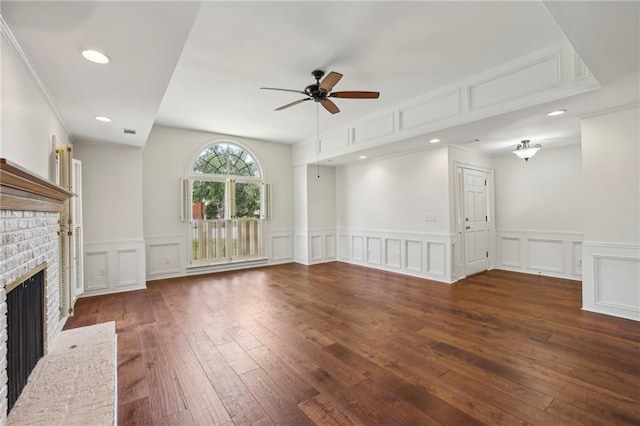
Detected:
left=261, top=87, right=307, bottom=95
left=275, top=98, right=311, bottom=111
left=321, top=99, right=340, bottom=114
left=319, top=71, right=343, bottom=93
left=329, top=91, right=380, bottom=99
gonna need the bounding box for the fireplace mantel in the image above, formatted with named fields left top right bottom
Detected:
left=0, top=158, right=73, bottom=212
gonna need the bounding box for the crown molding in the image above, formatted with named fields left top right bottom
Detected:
left=0, top=14, right=74, bottom=140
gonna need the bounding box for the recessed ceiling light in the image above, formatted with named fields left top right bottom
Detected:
left=547, top=110, right=566, bottom=117
left=429, top=138, right=441, bottom=143
left=94, top=116, right=111, bottom=122
left=359, top=155, right=367, bottom=159
left=82, top=49, right=110, bottom=64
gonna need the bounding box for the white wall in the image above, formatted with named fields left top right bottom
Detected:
left=494, top=144, right=583, bottom=232
left=492, top=143, right=584, bottom=280
left=581, top=105, right=639, bottom=321
left=335, top=147, right=454, bottom=282
left=73, top=143, right=146, bottom=296
left=337, top=147, right=450, bottom=234
left=73, top=144, right=144, bottom=242
left=143, top=125, right=294, bottom=279
left=0, top=37, right=70, bottom=180
left=294, top=165, right=337, bottom=264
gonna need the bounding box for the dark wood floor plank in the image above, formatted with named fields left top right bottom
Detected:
left=139, top=324, right=188, bottom=422
left=246, top=345, right=320, bottom=404
left=297, top=394, right=358, bottom=426
left=119, top=396, right=155, bottom=426
left=67, top=263, right=640, bottom=425
left=117, top=330, right=148, bottom=406
left=155, top=326, right=232, bottom=426
left=240, top=367, right=315, bottom=425
left=185, top=328, right=270, bottom=425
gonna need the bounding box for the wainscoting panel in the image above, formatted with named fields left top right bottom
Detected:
left=270, top=234, right=293, bottom=262
left=499, top=236, right=521, bottom=267
left=310, top=236, right=323, bottom=262
left=582, top=242, right=640, bottom=321
left=527, top=238, right=564, bottom=273
left=337, top=230, right=453, bottom=282
left=293, top=230, right=336, bottom=265
left=295, top=235, right=307, bottom=263
left=116, top=249, right=139, bottom=287
left=84, top=251, right=109, bottom=291
left=148, top=241, right=181, bottom=277
left=83, top=240, right=146, bottom=297
left=339, top=235, right=350, bottom=261
left=366, top=237, right=382, bottom=265
left=496, top=230, right=583, bottom=280
left=352, top=236, right=364, bottom=262
left=385, top=238, right=402, bottom=269
left=427, top=242, right=446, bottom=276
left=325, top=235, right=336, bottom=260
left=405, top=240, right=423, bottom=273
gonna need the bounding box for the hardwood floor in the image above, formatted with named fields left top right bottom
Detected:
left=64, top=262, right=640, bottom=425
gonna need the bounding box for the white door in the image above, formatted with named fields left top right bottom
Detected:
left=463, top=168, right=490, bottom=276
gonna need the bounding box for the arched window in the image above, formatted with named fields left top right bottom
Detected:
left=184, top=142, right=269, bottom=267
left=192, top=143, right=261, bottom=177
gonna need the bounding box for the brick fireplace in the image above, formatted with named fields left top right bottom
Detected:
left=0, top=158, right=72, bottom=423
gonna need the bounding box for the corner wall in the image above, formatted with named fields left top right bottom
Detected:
left=73, top=143, right=146, bottom=296
left=581, top=105, right=639, bottom=321
left=143, top=125, right=295, bottom=279
left=493, top=143, right=584, bottom=280
left=335, top=146, right=454, bottom=282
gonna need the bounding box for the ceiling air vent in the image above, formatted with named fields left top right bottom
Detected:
left=123, top=128, right=136, bottom=135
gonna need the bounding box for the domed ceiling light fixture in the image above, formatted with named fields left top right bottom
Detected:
left=512, top=139, right=541, bottom=162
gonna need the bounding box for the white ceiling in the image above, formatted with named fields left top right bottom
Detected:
left=2, top=1, right=638, bottom=161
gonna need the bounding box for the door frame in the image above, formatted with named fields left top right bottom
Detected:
left=453, top=161, right=496, bottom=280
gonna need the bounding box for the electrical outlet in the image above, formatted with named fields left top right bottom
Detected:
left=165, top=256, right=171, bottom=264
left=425, top=214, right=436, bottom=222
left=99, top=268, right=105, bottom=276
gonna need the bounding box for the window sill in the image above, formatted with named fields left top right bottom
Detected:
left=186, top=257, right=269, bottom=273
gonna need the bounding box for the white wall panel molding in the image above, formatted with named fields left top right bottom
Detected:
left=366, top=237, right=382, bottom=265
left=82, top=239, right=146, bottom=297
left=295, top=234, right=307, bottom=263
left=496, top=230, right=583, bottom=280
left=337, top=229, right=454, bottom=283
left=293, top=229, right=336, bottom=265
left=384, top=238, right=402, bottom=269
left=526, top=238, right=564, bottom=273
left=572, top=50, right=590, bottom=81
left=84, top=251, right=109, bottom=291
left=268, top=230, right=294, bottom=263
left=467, top=52, right=561, bottom=110
left=293, top=41, right=599, bottom=167
left=399, top=90, right=461, bottom=132
left=147, top=241, right=181, bottom=277
left=582, top=243, right=640, bottom=322
left=352, top=113, right=395, bottom=145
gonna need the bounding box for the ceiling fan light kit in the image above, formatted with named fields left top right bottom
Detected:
left=261, top=70, right=380, bottom=114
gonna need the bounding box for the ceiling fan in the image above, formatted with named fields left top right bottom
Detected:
left=261, top=70, right=380, bottom=114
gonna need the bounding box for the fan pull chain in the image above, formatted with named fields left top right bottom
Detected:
left=316, top=103, right=320, bottom=178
